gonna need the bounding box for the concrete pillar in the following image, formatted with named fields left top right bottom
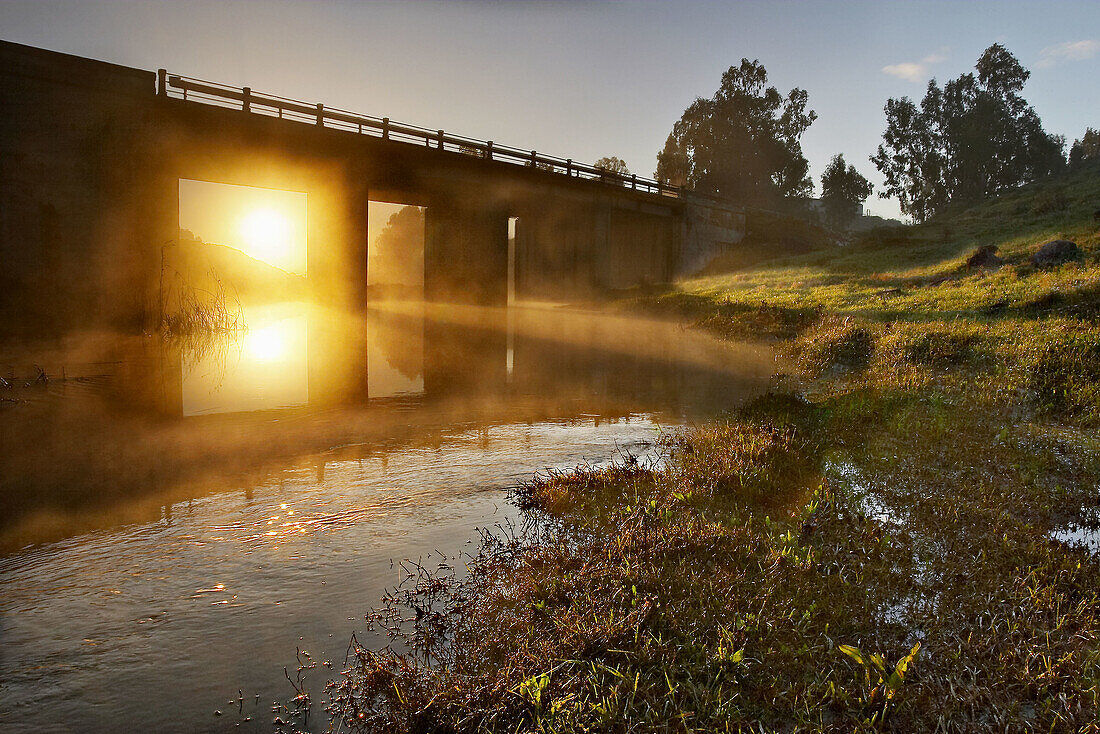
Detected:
left=423, top=202, right=508, bottom=306
left=307, top=172, right=369, bottom=313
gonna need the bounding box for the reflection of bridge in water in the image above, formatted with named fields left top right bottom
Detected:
left=0, top=40, right=748, bottom=334
left=0, top=304, right=773, bottom=551
left=155, top=302, right=772, bottom=419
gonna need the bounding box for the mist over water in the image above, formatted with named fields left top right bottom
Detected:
left=0, top=301, right=773, bottom=732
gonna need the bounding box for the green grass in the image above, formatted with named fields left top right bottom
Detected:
left=287, top=167, right=1100, bottom=733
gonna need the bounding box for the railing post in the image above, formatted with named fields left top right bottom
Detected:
left=631, top=174, right=637, bottom=190
left=486, top=141, right=493, bottom=160
left=157, top=69, right=166, bottom=96
left=242, top=87, right=251, bottom=113
left=530, top=150, right=537, bottom=166
left=566, top=159, right=572, bottom=176
left=382, top=118, right=389, bottom=139
left=315, top=103, right=324, bottom=126
left=437, top=130, right=444, bottom=150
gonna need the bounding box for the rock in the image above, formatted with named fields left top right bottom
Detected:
left=1030, top=239, right=1081, bottom=268
left=967, top=245, right=1003, bottom=270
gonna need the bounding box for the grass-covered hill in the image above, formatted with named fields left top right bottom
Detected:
left=680, top=164, right=1100, bottom=324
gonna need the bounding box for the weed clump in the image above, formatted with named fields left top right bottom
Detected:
left=795, top=322, right=876, bottom=376
left=896, top=329, right=981, bottom=367
left=669, top=420, right=818, bottom=507
left=1019, top=281, right=1100, bottom=321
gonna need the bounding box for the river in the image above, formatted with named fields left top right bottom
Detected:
left=0, top=302, right=772, bottom=732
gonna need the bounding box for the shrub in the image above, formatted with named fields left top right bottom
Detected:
left=1030, top=188, right=1068, bottom=215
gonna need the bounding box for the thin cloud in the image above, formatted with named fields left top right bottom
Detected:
left=1038, top=39, right=1100, bottom=68
left=882, top=50, right=948, bottom=82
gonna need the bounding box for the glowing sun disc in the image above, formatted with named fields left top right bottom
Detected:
left=239, top=208, right=292, bottom=267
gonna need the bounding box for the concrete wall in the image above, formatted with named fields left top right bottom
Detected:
left=515, top=197, right=680, bottom=299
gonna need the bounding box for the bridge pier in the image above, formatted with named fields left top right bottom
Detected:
left=423, top=202, right=508, bottom=306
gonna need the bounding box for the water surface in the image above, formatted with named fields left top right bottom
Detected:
left=0, top=303, right=772, bottom=732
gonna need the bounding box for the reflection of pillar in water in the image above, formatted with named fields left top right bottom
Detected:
left=422, top=305, right=508, bottom=397
left=309, top=303, right=368, bottom=407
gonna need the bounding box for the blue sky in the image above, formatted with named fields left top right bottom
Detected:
left=2, top=0, right=1098, bottom=219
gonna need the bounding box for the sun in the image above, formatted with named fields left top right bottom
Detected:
left=239, top=208, right=293, bottom=270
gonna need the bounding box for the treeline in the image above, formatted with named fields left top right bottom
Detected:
left=651, top=44, right=1098, bottom=225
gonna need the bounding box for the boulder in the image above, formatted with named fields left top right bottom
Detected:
left=967, top=245, right=1003, bottom=270
left=1030, top=239, right=1081, bottom=268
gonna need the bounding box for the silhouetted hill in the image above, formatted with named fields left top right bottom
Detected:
left=164, top=236, right=307, bottom=303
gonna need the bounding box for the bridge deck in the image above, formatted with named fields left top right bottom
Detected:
left=160, top=70, right=679, bottom=200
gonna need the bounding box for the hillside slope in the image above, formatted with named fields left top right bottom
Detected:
left=163, top=237, right=307, bottom=304
left=665, top=165, right=1100, bottom=325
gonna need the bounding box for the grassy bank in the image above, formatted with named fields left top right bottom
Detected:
left=295, top=168, right=1100, bottom=733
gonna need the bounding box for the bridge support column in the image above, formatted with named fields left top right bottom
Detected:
left=307, top=173, right=369, bottom=312
left=513, top=202, right=607, bottom=301
left=423, top=203, right=508, bottom=306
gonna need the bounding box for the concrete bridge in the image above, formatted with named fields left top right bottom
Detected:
left=0, top=40, right=746, bottom=333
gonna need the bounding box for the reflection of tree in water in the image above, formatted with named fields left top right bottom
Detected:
left=369, top=206, right=424, bottom=289
left=370, top=308, right=424, bottom=382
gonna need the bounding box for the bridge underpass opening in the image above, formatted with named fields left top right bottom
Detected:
left=367, top=200, right=425, bottom=399
left=174, top=178, right=311, bottom=415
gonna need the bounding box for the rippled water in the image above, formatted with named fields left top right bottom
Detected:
left=0, top=303, right=772, bottom=732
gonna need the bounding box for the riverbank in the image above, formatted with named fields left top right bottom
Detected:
left=312, top=168, right=1100, bottom=732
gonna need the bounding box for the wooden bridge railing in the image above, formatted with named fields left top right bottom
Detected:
left=158, top=70, right=683, bottom=199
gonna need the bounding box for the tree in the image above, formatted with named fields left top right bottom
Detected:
left=655, top=133, right=689, bottom=187
left=872, top=44, right=1065, bottom=222
left=1069, top=128, right=1100, bottom=169
left=369, top=206, right=424, bottom=287
left=820, top=154, right=873, bottom=229
left=594, top=156, right=630, bottom=175
left=655, top=59, right=816, bottom=203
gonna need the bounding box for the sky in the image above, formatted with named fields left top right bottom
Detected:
left=2, top=0, right=1099, bottom=220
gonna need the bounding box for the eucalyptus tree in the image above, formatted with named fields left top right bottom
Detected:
left=656, top=59, right=816, bottom=204
left=872, top=44, right=1065, bottom=222
left=820, top=154, right=874, bottom=229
